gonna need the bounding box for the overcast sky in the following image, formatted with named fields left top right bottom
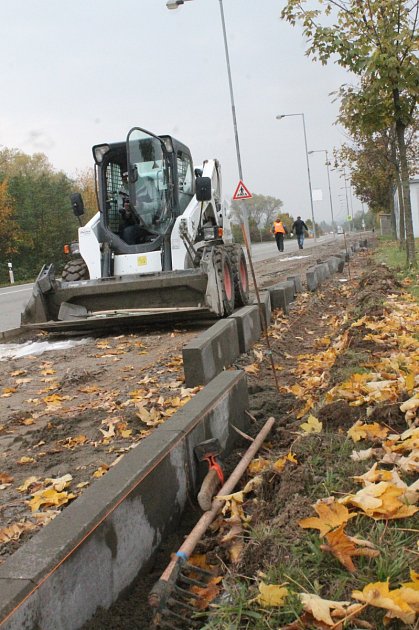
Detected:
left=0, top=0, right=362, bottom=226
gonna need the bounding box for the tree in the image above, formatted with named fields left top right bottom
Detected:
left=230, top=194, right=286, bottom=242
left=0, top=148, right=76, bottom=279
left=282, top=0, right=419, bottom=266
left=0, top=179, right=26, bottom=280
left=336, top=80, right=418, bottom=245
left=73, top=168, right=98, bottom=221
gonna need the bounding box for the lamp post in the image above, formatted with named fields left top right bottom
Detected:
left=166, top=0, right=250, bottom=245
left=308, top=149, right=335, bottom=236
left=276, top=113, right=316, bottom=240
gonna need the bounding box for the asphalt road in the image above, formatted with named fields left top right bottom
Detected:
left=0, top=234, right=346, bottom=333
left=248, top=233, right=343, bottom=262
left=0, top=283, right=33, bottom=332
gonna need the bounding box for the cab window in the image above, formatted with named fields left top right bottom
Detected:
left=177, top=151, right=194, bottom=213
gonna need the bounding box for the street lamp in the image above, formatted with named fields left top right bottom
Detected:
left=166, top=0, right=250, bottom=245
left=308, top=149, right=335, bottom=236
left=276, top=113, right=317, bottom=240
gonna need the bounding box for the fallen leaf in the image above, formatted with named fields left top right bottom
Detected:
left=244, top=363, right=260, bottom=375
left=348, top=421, right=389, bottom=443
left=248, top=457, right=270, bottom=475
left=17, top=477, right=40, bottom=493
left=341, top=482, right=418, bottom=520
left=29, top=487, right=76, bottom=512
left=44, top=474, right=72, bottom=492
left=299, top=500, right=356, bottom=536
left=273, top=452, right=298, bottom=472
left=190, top=576, right=222, bottom=610
left=300, top=415, right=323, bottom=434
left=252, top=582, right=288, bottom=607
left=353, top=580, right=417, bottom=625
left=300, top=593, right=351, bottom=626
left=92, top=464, right=109, bottom=478
left=320, top=524, right=379, bottom=572
left=351, top=448, right=374, bottom=461
left=0, top=520, right=37, bottom=544
left=0, top=473, right=13, bottom=485
left=17, top=456, right=35, bottom=465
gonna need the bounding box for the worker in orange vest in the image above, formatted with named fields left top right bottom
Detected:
left=272, top=217, right=288, bottom=252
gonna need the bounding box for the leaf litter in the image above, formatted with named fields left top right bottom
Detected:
left=0, top=325, right=201, bottom=564
left=172, top=256, right=419, bottom=629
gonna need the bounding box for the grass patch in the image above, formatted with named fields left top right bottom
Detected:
left=374, top=238, right=419, bottom=300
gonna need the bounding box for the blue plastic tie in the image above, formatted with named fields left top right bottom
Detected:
left=176, top=551, right=188, bottom=563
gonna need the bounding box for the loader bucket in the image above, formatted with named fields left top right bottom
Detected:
left=21, top=254, right=224, bottom=333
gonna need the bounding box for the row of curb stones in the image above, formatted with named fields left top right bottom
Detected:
left=183, top=239, right=369, bottom=386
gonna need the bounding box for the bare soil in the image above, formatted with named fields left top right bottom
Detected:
left=0, top=235, right=374, bottom=627
left=84, top=243, right=394, bottom=629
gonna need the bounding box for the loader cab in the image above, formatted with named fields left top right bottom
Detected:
left=93, top=128, right=194, bottom=258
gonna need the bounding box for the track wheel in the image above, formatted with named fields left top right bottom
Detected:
left=226, top=244, right=249, bottom=307
left=62, top=258, right=90, bottom=282
left=213, top=246, right=235, bottom=316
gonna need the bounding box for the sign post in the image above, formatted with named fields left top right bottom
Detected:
left=232, top=180, right=252, bottom=252
left=7, top=262, right=14, bottom=285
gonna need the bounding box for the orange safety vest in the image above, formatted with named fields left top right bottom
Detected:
left=273, top=221, right=286, bottom=234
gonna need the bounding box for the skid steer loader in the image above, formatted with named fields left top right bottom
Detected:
left=21, top=127, right=249, bottom=332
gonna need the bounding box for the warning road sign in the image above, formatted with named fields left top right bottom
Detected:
left=232, top=180, right=252, bottom=201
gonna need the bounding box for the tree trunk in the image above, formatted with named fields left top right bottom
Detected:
left=396, top=170, right=406, bottom=248
left=390, top=134, right=405, bottom=248
left=388, top=185, right=397, bottom=240
left=393, top=90, right=416, bottom=267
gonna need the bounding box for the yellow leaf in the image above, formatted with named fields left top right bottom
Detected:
left=21, top=417, right=35, bottom=426
left=300, top=415, right=322, bottom=434
left=92, top=464, right=109, bottom=478
left=296, top=397, right=314, bottom=419
left=342, top=482, right=418, bottom=520
left=353, top=580, right=417, bottom=624
left=0, top=520, right=37, bottom=544
left=248, top=458, right=270, bottom=475
left=1, top=387, right=17, bottom=398
left=347, top=421, right=389, bottom=443
left=244, top=363, right=260, bottom=375
left=253, top=583, right=288, bottom=607
left=404, top=372, right=415, bottom=392
left=299, top=500, right=356, bottom=536
left=300, top=593, right=351, bottom=626
left=29, top=487, right=75, bottom=512
left=17, top=456, right=35, bottom=465
left=17, top=476, right=39, bottom=493
left=78, top=385, right=100, bottom=394
left=62, top=434, right=88, bottom=449
left=273, top=452, right=298, bottom=473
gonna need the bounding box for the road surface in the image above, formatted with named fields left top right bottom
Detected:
left=0, top=234, right=346, bottom=333
left=0, top=283, right=33, bottom=332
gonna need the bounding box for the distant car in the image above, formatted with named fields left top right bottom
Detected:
left=337, top=226, right=344, bottom=234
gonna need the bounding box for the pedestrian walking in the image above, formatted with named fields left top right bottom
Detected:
left=291, top=216, right=308, bottom=249
left=272, top=217, right=288, bottom=252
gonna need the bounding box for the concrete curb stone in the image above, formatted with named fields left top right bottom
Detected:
left=228, top=305, right=262, bottom=353
left=0, top=371, right=248, bottom=630
left=182, top=318, right=240, bottom=387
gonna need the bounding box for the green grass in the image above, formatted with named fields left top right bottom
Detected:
left=374, top=238, right=419, bottom=299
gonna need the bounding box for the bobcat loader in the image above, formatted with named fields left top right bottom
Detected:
left=21, top=127, right=249, bottom=332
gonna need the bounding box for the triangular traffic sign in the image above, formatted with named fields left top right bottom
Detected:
left=232, top=179, right=252, bottom=201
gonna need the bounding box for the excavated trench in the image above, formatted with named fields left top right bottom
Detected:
left=0, top=234, right=368, bottom=630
